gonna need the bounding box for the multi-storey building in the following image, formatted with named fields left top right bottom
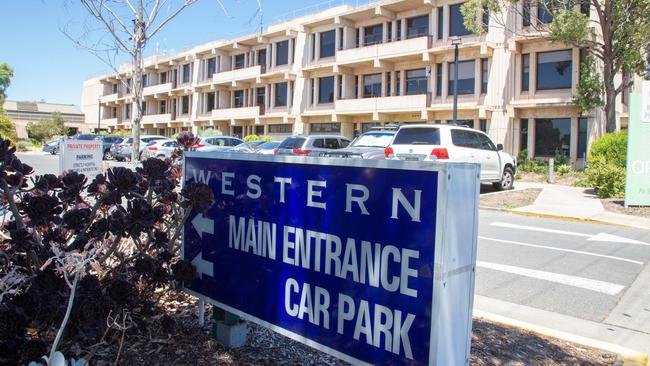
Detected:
left=3, top=100, right=89, bottom=138
left=81, top=0, right=634, bottom=167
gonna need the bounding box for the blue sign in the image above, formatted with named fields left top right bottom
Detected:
left=183, top=154, right=442, bottom=365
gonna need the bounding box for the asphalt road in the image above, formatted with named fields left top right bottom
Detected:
left=476, top=209, right=650, bottom=324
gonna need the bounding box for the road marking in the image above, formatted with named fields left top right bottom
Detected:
left=479, top=236, right=644, bottom=265
left=476, top=261, right=625, bottom=296
left=490, top=222, right=649, bottom=246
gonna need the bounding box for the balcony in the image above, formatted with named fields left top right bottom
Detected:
left=143, top=82, right=173, bottom=96
left=141, top=113, right=172, bottom=124
left=336, top=36, right=432, bottom=65
left=212, top=65, right=265, bottom=85
left=335, top=94, right=430, bottom=114
left=101, top=117, right=119, bottom=126
left=100, top=92, right=121, bottom=104
left=212, top=106, right=261, bottom=120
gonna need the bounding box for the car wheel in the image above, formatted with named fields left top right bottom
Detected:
left=50, top=149, right=57, bottom=155
left=493, top=167, right=514, bottom=191
left=156, top=154, right=166, bottom=159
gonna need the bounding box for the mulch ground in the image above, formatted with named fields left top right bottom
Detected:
left=71, top=292, right=616, bottom=366
left=601, top=199, right=650, bottom=218
left=517, top=172, right=588, bottom=187
left=480, top=188, right=543, bottom=209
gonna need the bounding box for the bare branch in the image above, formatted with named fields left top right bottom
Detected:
left=123, top=0, right=137, bottom=15
left=146, top=0, right=198, bottom=40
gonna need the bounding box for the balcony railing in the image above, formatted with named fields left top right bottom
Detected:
left=212, top=105, right=261, bottom=120
left=143, top=82, right=173, bottom=96
left=212, top=65, right=266, bottom=85
left=335, top=93, right=431, bottom=114
left=336, top=35, right=432, bottom=65
left=141, top=113, right=172, bottom=124
left=101, top=117, right=119, bottom=125
left=100, top=92, right=122, bottom=104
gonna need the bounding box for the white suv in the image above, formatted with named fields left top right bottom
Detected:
left=384, top=124, right=516, bottom=190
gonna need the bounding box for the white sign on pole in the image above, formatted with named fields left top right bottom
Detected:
left=59, top=139, right=103, bottom=177
left=642, top=80, right=650, bottom=123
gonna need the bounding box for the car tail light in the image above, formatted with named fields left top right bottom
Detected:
left=148, top=146, right=158, bottom=151
left=431, top=148, right=449, bottom=159
left=384, top=146, right=394, bottom=158
left=292, top=148, right=311, bottom=155
left=192, top=143, right=205, bottom=149
left=273, top=148, right=279, bottom=155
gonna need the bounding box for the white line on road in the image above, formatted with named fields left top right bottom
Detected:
left=478, top=236, right=644, bottom=265
left=490, top=222, right=649, bottom=245
left=476, top=261, right=625, bottom=296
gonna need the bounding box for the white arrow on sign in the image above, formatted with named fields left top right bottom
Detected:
left=192, top=214, right=214, bottom=238
left=192, top=252, right=214, bottom=279
left=490, top=222, right=649, bottom=246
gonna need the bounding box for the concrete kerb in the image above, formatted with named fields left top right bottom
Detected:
left=474, top=310, right=649, bottom=366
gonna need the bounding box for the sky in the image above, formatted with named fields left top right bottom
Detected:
left=0, top=0, right=338, bottom=107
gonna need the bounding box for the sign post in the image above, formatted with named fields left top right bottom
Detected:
left=624, top=80, right=650, bottom=207
left=182, top=153, right=480, bottom=365
left=59, top=139, right=103, bottom=177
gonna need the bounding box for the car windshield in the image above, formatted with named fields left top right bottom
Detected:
left=351, top=133, right=394, bottom=148
left=278, top=137, right=306, bottom=149
left=256, top=141, right=280, bottom=150
left=76, top=134, right=96, bottom=140
left=392, top=128, right=441, bottom=145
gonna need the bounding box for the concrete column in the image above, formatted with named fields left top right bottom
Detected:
left=529, top=51, right=537, bottom=97
left=391, top=71, right=397, bottom=96
left=334, top=28, right=341, bottom=51
left=401, top=18, right=407, bottom=40
left=315, top=33, right=321, bottom=61
left=570, top=117, right=578, bottom=165
left=474, top=58, right=481, bottom=100
left=391, top=21, right=398, bottom=41
left=528, top=118, right=535, bottom=159
left=381, top=72, right=387, bottom=96
left=334, top=75, right=339, bottom=100
left=357, top=75, right=363, bottom=98
left=271, top=43, right=277, bottom=68
left=314, top=78, right=320, bottom=105
left=270, top=84, right=276, bottom=108
left=571, top=47, right=580, bottom=93
left=442, top=5, right=449, bottom=42
left=442, top=63, right=449, bottom=100
left=266, top=45, right=272, bottom=69
left=359, top=27, right=365, bottom=47
left=382, top=23, right=388, bottom=43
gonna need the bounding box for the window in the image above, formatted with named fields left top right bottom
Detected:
left=182, top=96, right=189, bottom=114
left=406, top=15, right=429, bottom=38
left=447, top=119, right=473, bottom=126
left=448, top=60, right=475, bottom=95
left=476, top=132, right=496, bottom=150
left=311, top=123, right=341, bottom=133
left=520, top=119, right=528, bottom=151
left=142, top=74, right=148, bottom=87
left=523, top=0, right=531, bottom=26
left=578, top=117, right=588, bottom=159
left=534, top=118, right=571, bottom=157
left=536, top=50, right=572, bottom=90
left=387, top=22, right=392, bottom=42
left=269, top=124, right=293, bottom=134
left=206, top=92, right=215, bottom=112
left=310, top=79, right=316, bottom=105
left=112, top=83, right=118, bottom=93
left=355, top=28, right=360, bottom=48
left=320, top=30, right=336, bottom=58
left=234, top=54, right=245, bottom=69
left=479, top=119, right=488, bottom=133
left=234, top=90, right=244, bottom=108
left=436, top=63, right=442, bottom=96
left=160, top=100, right=167, bottom=114
left=318, top=76, right=334, bottom=104
left=125, top=104, right=131, bottom=119
left=256, top=87, right=265, bottom=106
left=396, top=71, right=401, bottom=95
left=481, top=59, right=489, bottom=93
left=311, top=34, right=316, bottom=60
left=450, top=3, right=471, bottom=36
left=141, top=101, right=147, bottom=115
left=396, top=19, right=402, bottom=40
left=255, top=126, right=265, bottom=135
left=393, top=127, right=440, bottom=145
left=338, top=28, right=344, bottom=50
left=276, top=40, right=289, bottom=66
left=538, top=4, right=553, bottom=24
left=386, top=71, right=392, bottom=96
left=362, top=123, right=381, bottom=132
left=364, top=24, right=383, bottom=46
left=207, top=58, right=216, bottom=77
left=405, top=68, right=428, bottom=95
left=363, top=74, right=382, bottom=98
left=451, top=130, right=481, bottom=148
left=275, top=82, right=288, bottom=107
left=258, top=49, right=267, bottom=66
left=182, top=64, right=191, bottom=83
left=111, top=107, right=117, bottom=118
left=354, top=75, right=359, bottom=98
left=522, top=54, right=530, bottom=91
left=337, top=75, right=343, bottom=100
left=160, top=72, right=167, bottom=84
left=126, top=79, right=132, bottom=93
left=437, top=7, right=444, bottom=39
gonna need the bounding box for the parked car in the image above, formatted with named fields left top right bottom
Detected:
left=42, top=139, right=60, bottom=155
left=194, top=136, right=244, bottom=152
left=227, top=141, right=267, bottom=153
left=255, top=141, right=280, bottom=155
left=144, top=139, right=178, bottom=159
left=384, top=124, right=516, bottom=190
left=324, top=130, right=395, bottom=159
left=72, top=133, right=99, bottom=141
left=112, top=135, right=167, bottom=161
left=274, top=135, right=351, bottom=157
left=96, top=135, right=124, bottom=160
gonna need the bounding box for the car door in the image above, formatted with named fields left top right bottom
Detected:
left=470, top=131, right=500, bottom=180
left=449, top=129, right=479, bottom=165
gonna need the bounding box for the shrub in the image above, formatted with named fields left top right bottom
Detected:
left=0, top=109, right=17, bottom=145
left=586, top=131, right=628, bottom=198
left=198, top=128, right=222, bottom=137
left=244, top=134, right=272, bottom=142
left=27, top=112, right=67, bottom=143
left=517, top=149, right=529, bottom=165
left=15, top=140, right=31, bottom=152
left=519, top=159, right=547, bottom=174
left=556, top=164, right=572, bottom=176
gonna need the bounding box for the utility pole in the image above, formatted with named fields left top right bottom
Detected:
left=97, top=98, right=101, bottom=133
left=451, top=37, right=461, bottom=125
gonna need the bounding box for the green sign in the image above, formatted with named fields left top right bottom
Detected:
left=624, top=81, right=650, bottom=207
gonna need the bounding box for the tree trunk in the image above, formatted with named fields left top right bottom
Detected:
left=131, top=0, right=144, bottom=161
left=604, top=79, right=617, bottom=133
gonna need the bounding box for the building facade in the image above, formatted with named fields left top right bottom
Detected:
left=82, top=0, right=633, bottom=166
left=3, top=100, right=89, bottom=139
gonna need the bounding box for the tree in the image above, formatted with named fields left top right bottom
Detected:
left=0, top=112, right=17, bottom=144
left=26, top=112, right=67, bottom=142
left=0, top=63, right=13, bottom=104
left=462, top=0, right=650, bottom=133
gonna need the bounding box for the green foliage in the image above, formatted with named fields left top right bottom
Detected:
left=517, top=149, right=529, bottom=165
left=0, top=109, right=17, bottom=145
left=198, top=128, right=223, bottom=137
left=556, top=164, right=572, bottom=176
left=111, top=129, right=131, bottom=136
left=573, top=54, right=604, bottom=113
left=15, top=140, right=31, bottom=152
left=461, top=0, right=500, bottom=34
left=0, top=63, right=13, bottom=103
left=586, top=131, right=628, bottom=198
left=243, top=134, right=272, bottom=142
left=549, top=9, right=589, bottom=45
left=26, top=112, right=67, bottom=143
left=519, top=159, right=548, bottom=174
left=588, top=130, right=627, bottom=167
left=553, top=152, right=570, bottom=166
